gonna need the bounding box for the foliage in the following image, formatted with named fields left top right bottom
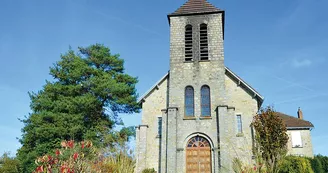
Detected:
left=309, top=155, right=328, bottom=173
left=278, top=156, right=313, bottom=173
left=97, top=148, right=135, bottom=173
left=0, top=152, right=20, bottom=173
left=310, top=156, right=324, bottom=173
left=33, top=139, right=135, bottom=173
left=34, top=140, right=99, bottom=173
left=142, top=168, right=156, bottom=173
left=232, top=158, right=266, bottom=173
left=251, top=106, right=289, bottom=173
left=17, top=44, right=140, bottom=172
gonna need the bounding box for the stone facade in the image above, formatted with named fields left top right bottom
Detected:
left=135, top=1, right=314, bottom=172
left=286, top=129, right=314, bottom=157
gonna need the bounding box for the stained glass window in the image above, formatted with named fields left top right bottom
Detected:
left=185, top=86, right=194, bottom=117
left=187, top=136, right=210, bottom=148
left=201, top=85, right=211, bottom=116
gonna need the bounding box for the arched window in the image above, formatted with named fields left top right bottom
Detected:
left=201, top=85, right=211, bottom=116
left=200, top=23, right=209, bottom=60
left=187, top=136, right=210, bottom=148
left=185, top=86, right=194, bottom=117
left=185, top=25, right=193, bottom=61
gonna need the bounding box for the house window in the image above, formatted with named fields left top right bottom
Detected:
left=237, top=115, right=242, bottom=134
left=201, top=85, right=211, bottom=116
left=158, top=117, right=162, bottom=137
left=185, top=86, right=195, bottom=117
left=200, top=23, right=208, bottom=60
left=291, top=131, right=302, bottom=148
left=185, top=25, right=193, bottom=61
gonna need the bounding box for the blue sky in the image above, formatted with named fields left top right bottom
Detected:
left=0, top=0, right=327, bottom=156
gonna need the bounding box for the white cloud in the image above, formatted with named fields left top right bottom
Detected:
left=291, top=58, right=312, bottom=68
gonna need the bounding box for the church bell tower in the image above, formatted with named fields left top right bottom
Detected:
left=160, top=0, right=228, bottom=172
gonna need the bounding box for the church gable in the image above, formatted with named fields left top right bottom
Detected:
left=138, top=67, right=264, bottom=108
left=139, top=73, right=168, bottom=124
left=225, top=67, right=264, bottom=109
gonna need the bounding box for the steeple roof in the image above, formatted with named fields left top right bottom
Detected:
left=169, top=0, right=223, bottom=16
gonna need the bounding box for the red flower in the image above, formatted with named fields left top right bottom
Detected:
left=73, top=152, right=79, bottom=161
left=61, top=165, right=67, bottom=173
left=36, top=166, right=44, bottom=172
left=81, top=141, right=85, bottom=149
left=67, top=140, right=74, bottom=148
left=47, top=155, right=52, bottom=162
left=56, top=149, right=60, bottom=156
left=254, top=166, right=257, bottom=170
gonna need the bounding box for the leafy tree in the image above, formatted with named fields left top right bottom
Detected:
left=252, top=106, right=289, bottom=173
left=0, top=152, right=20, bottom=173
left=315, top=155, right=328, bottom=173
left=310, top=156, right=324, bottom=173
left=279, top=156, right=313, bottom=173
left=17, top=44, right=140, bottom=172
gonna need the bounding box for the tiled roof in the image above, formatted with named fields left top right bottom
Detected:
left=277, top=112, right=314, bottom=128
left=169, top=0, right=223, bottom=16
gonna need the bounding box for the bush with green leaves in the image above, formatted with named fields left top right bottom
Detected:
left=310, top=156, right=324, bottom=173
left=142, top=168, right=156, bottom=173
left=309, top=155, right=328, bottom=173
left=0, top=152, right=20, bottom=173
left=279, top=156, right=313, bottom=173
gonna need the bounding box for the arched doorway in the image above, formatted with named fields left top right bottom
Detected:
left=186, top=136, right=211, bottom=173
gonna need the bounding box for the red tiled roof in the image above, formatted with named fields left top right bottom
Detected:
left=277, top=112, right=314, bottom=128
left=169, top=0, right=223, bottom=16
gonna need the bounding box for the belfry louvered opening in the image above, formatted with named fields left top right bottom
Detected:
left=200, top=23, right=209, bottom=60
left=185, top=25, right=193, bottom=61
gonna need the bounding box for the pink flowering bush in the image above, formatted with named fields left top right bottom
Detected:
left=33, top=140, right=101, bottom=173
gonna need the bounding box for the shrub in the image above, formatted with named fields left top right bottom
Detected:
left=232, top=158, right=266, bottom=173
left=310, top=156, right=324, bottom=173
left=97, top=150, right=135, bottom=173
left=310, top=155, right=328, bottom=173
left=142, top=168, right=156, bottom=173
left=279, top=156, right=313, bottom=173
left=0, top=153, right=20, bottom=173
left=33, top=140, right=99, bottom=173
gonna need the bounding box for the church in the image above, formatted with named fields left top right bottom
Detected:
left=135, top=0, right=314, bottom=172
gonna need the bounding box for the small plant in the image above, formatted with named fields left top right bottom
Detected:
left=232, top=158, right=265, bottom=173
left=142, top=168, right=156, bottom=173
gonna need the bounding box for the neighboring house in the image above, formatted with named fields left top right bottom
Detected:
left=135, top=0, right=314, bottom=173
left=277, top=109, right=314, bottom=158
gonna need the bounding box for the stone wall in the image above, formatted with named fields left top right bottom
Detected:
left=224, top=74, right=259, bottom=165
left=136, top=77, right=168, bottom=173
left=287, top=129, right=314, bottom=158
left=167, top=13, right=225, bottom=173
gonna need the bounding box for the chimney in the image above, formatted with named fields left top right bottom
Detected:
left=297, top=107, right=303, bottom=119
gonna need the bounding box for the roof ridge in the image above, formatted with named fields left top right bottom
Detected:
left=169, top=0, right=222, bottom=16
left=276, top=112, right=314, bottom=128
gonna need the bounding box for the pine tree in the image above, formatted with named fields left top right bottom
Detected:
left=17, top=44, right=140, bottom=172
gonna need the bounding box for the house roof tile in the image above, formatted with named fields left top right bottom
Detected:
left=277, top=112, right=314, bottom=128
left=169, top=0, right=223, bottom=16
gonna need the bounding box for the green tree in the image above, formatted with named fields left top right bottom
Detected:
left=310, top=156, right=324, bottom=173
left=252, top=106, right=289, bottom=173
left=316, top=155, right=328, bottom=173
left=17, top=44, right=140, bottom=172
left=0, top=152, right=20, bottom=173
left=279, top=156, right=313, bottom=173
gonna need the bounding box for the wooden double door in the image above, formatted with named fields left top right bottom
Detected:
left=186, top=136, right=211, bottom=173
